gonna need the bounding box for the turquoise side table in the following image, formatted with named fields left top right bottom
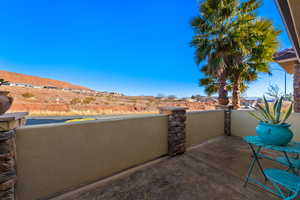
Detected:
left=244, top=136, right=300, bottom=199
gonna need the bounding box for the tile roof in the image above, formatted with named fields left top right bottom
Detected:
left=273, top=48, right=297, bottom=61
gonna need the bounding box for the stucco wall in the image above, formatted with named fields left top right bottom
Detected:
left=16, top=110, right=226, bottom=200
left=232, top=110, right=300, bottom=141
left=16, top=115, right=168, bottom=200
left=186, top=110, right=224, bottom=147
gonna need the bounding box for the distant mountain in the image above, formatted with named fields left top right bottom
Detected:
left=0, top=70, right=91, bottom=90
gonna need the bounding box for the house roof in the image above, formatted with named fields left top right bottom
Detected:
left=274, top=0, right=300, bottom=74
left=275, top=0, right=300, bottom=60
left=273, top=48, right=298, bottom=74
left=273, top=48, right=297, bottom=61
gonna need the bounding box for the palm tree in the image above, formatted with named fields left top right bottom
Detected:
left=191, top=0, right=280, bottom=108
left=199, top=65, right=256, bottom=97
left=191, top=0, right=238, bottom=105
left=227, top=2, right=280, bottom=109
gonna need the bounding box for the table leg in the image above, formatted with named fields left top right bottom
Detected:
left=244, top=145, right=267, bottom=187
left=250, top=144, right=268, bottom=181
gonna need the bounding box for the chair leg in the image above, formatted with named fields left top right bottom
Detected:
left=270, top=181, right=286, bottom=199
left=283, top=152, right=297, bottom=175
left=284, top=190, right=300, bottom=200
left=270, top=181, right=299, bottom=200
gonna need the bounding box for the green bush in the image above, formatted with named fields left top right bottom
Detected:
left=70, top=98, right=81, bottom=105
left=22, top=92, right=35, bottom=98
left=82, top=97, right=96, bottom=104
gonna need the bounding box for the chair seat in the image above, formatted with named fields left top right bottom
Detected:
left=264, top=168, right=300, bottom=190
left=276, top=156, right=300, bottom=168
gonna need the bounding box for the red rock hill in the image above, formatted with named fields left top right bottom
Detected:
left=0, top=70, right=90, bottom=90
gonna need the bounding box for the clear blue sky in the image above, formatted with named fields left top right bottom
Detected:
left=0, top=0, right=292, bottom=97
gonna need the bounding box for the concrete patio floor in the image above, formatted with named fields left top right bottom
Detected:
left=56, top=136, right=289, bottom=200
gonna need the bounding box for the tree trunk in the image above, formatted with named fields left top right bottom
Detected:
left=232, top=73, right=241, bottom=109
left=218, top=72, right=229, bottom=105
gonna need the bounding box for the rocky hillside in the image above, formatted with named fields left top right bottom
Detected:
left=0, top=71, right=217, bottom=116
left=0, top=70, right=90, bottom=90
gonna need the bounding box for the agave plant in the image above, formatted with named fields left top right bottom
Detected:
left=249, top=96, right=293, bottom=124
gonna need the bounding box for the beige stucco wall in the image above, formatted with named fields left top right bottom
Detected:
left=232, top=110, right=300, bottom=141
left=186, top=110, right=224, bottom=147
left=16, top=115, right=168, bottom=200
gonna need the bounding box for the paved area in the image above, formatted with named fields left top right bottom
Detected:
left=59, top=136, right=288, bottom=200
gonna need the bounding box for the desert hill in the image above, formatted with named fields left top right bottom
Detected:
left=0, top=70, right=90, bottom=90
left=0, top=70, right=217, bottom=116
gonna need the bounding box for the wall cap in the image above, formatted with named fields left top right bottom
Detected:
left=0, top=112, right=28, bottom=122
left=215, top=105, right=234, bottom=110
left=158, top=106, right=187, bottom=112
left=19, top=114, right=168, bottom=130
left=187, top=110, right=224, bottom=114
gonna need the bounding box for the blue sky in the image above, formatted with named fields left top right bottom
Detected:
left=0, top=0, right=293, bottom=97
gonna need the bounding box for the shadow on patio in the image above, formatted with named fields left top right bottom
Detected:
left=55, top=136, right=284, bottom=200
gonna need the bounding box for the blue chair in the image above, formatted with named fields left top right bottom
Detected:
left=264, top=168, right=300, bottom=200
left=276, top=156, right=300, bottom=174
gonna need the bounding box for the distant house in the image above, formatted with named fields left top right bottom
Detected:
left=186, top=98, right=197, bottom=102
left=15, top=83, right=29, bottom=87
left=62, top=88, right=72, bottom=91
left=32, top=85, right=44, bottom=89
left=109, top=92, right=123, bottom=96
left=2, top=82, right=12, bottom=86
left=44, top=86, right=58, bottom=89
left=25, top=84, right=34, bottom=88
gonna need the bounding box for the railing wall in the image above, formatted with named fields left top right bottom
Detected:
left=16, top=115, right=168, bottom=200
left=186, top=110, right=224, bottom=147
left=232, top=110, right=300, bottom=141
left=16, top=110, right=225, bottom=200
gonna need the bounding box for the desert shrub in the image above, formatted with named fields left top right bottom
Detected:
left=82, top=97, right=96, bottom=104
left=0, top=78, right=9, bottom=86
left=70, top=98, right=81, bottom=105
left=22, top=92, right=35, bottom=98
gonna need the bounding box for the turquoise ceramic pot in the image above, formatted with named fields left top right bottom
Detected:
left=256, top=122, right=293, bottom=146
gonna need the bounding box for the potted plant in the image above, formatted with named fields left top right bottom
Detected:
left=249, top=96, right=293, bottom=146
left=0, top=79, right=13, bottom=115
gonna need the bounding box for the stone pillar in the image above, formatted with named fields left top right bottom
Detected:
left=0, top=112, right=27, bottom=200
left=224, top=106, right=233, bottom=136
left=294, top=64, right=300, bottom=113
left=216, top=105, right=233, bottom=136
left=159, top=107, right=187, bottom=157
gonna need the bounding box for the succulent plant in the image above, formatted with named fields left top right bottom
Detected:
left=249, top=96, right=293, bottom=124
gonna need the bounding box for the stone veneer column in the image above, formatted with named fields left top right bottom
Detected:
left=216, top=105, right=233, bottom=136
left=0, top=112, right=27, bottom=200
left=159, top=107, right=187, bottom=157
left=294, top=63, right=300, bottom=113
left=224, top=106, right=233, bottom=136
